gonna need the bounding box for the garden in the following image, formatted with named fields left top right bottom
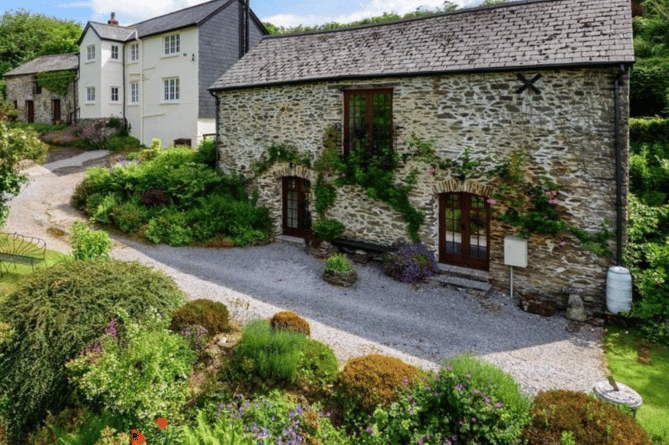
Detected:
left=0, top=225, right=656, bottom=445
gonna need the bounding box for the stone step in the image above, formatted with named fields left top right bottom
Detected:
left=437, top=263, right=490, bottom=283
left=275, top=234, right=306, bottom=246
left=432, top=275, right=492, bottom=297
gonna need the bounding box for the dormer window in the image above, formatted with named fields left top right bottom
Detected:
left=87, top=44, right=96, bottom=61
left=164, top=34, right=180, bottom=55
left=130, top=43, right=139, bottom=61
left=111, top=45, right=119, bottom=60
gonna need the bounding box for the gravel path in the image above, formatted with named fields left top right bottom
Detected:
left=5, top=149, right=609, bottom=396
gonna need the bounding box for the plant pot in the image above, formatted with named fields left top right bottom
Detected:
left=306, top=237, right=338, bottom=259
left=322, top=269, right=357, bottom=287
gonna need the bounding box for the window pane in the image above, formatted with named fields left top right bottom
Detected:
left=372, top=92, right=392, bottom=158
left=348, top=94, right=367, bottom=153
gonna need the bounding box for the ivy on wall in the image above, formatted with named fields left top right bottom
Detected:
left=36, top=70, right=76, bottom=97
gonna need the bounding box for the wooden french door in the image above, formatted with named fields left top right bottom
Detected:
left=439, top=192, right=491, bottom=271
left=26, top=100, right=34, bottom=123
left=282, top=177, right=312, bottom=238
left=52, top=99, right=61, bottom=123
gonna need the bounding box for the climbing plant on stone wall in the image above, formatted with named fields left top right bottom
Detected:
left=36, top=70, right=76, bottom=96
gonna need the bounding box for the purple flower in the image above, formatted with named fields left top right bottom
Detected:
left=559, top=241, right=567, bottom=246
left=465, top=373, right=471, bottom=379
left=473, top=388, right=479, bottom=394
left=409, top=408, right=415, bottom=414
left=459, top=421, right=464, bottom=426
left=485, top=396, right=491, bottom=404
left=239, top=408, right=245, bottom=415
left=447, top=366, right=453, bottom=372
left=471, top=417, right=477, bottom=423
left=455, top=384, right=465, bottom=391
left=412, top=401, right=417, bottom=406
left=495, top=402, right=504, bottom=408
left=434, top=392, right=440, bottom=397
left=365, top=426, right=375, bottom=436
left=486, top=198, right=496, bottom=205
left=418, top=439, right=424, bottom=445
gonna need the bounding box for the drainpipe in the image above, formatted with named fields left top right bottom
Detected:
left=245, top=0, right=250, bottom=54
left=209, top=90, right=221, bottom=170
left=122, top=41, right=126, bottom=127
left=613, top=64, right=626, bottom=266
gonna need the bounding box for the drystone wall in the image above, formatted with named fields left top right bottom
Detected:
left=5, top=72, right=77, bottom=124
left=215, top=67, right=630, bottom=311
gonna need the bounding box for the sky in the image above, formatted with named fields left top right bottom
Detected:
left=0, top=0, right=481, bottom=29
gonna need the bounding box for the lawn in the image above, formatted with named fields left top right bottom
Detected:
left=605, top=324, right=669, bottom=445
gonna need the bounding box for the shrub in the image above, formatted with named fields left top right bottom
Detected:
left=638, top=316, right=669, bottom=347
left=66, top=317, right=197, bottom=428
left=178, top=324, right=210, bottom=351
left=193, top=138, right=218, bottom=169
left=233, top=320, right=306, bottom=384
left=357, top=355, right=531, bottom=445
left=384, top=243, right=439, bottom=283
left=70, top=221, right=113, bottom=260
left=297, top=338, right=339, bottom=387
left=110, top=197, right=149, bottom=233
left=221, top=390, right=349, bottom=445
left=312, top=218, right=345, bottom=241
left=182, top=410, right=255, bottom=445
left=521, top=389, right=653, bottom=445
left=324, top=253, right=352, bottom=273
left=270, top=311, right=311, bottom=336
left=337, top=354, right=422, bottom=413
left=0, top=259, right=185, bottom=443
left=169, top=299, right=232, bottom=337
left=90, top=193, right=122, bottom=225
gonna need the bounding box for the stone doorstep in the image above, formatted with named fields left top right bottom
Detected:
left=275, top=235, right=306, bottom=246
left=437, top=263, right=490, bottom=283
left=431, top=275, right=492, bottom=297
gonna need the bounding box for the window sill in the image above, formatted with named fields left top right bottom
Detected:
left=85, top=59, right=96, bottom=64
left=128, top=60, right=139, bottom=65
left=160, top=100, right=181, bottom=105
left=109, top=59, right=122, bottom=63
left=161, top=53, right=181, bottom=59
left=85, top=102, right=96, bottom=105
left=128, top=103, right=139, bottom=107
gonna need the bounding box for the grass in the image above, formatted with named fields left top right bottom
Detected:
left=0, top=244, right=70, bottom=300
left=605, top=324, right=669, bottom=444
left=8, top=121, right=67, bottom=135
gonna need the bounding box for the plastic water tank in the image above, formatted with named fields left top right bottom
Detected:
left=607, top=266, right=633, bottom=314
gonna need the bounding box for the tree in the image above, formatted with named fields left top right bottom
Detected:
left=0, top=9, right=81, bottom=75
left=0, top=98, right=47, bottom=226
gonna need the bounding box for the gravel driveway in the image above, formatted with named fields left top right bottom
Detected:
left=5, top=149, right=608, bottom=396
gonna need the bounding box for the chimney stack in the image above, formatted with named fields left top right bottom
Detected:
left=108, top=12, right=118, bottom=25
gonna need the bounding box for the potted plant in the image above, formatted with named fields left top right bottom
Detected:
left=306, top=218, right=344, bottom=258
left=323, top=253, right=357, bottom=287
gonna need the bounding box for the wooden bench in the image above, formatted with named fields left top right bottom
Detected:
left=0, top=232, right=47, bottom=275
left=331, top=238, right=394, bottom=256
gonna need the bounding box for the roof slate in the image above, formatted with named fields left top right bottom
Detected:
left=210, top=0, right=634, bottom=91
left=4, top=53, right=79, bottom=77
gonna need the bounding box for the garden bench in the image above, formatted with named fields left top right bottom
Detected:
left=0, top=232, right=47, bottom=275
left=332, top=238, right=394, bottom=256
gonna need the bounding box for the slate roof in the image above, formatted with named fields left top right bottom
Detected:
left=4, top=53, right=79, bottom=77
left=79, top=0, right=265, bottom=44
left=210, top=0, right=635, bottom=91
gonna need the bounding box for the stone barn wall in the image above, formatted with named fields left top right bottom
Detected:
left=214, top=67, right=630, bottom=311
left=5, top=72, right=77, bottom=124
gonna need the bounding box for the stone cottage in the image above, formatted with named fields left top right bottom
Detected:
left=209, top=0, right=635, bottom=311
left=3, top=53, right=78, bottom=124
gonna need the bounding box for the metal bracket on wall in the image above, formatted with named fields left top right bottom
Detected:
left=516, top=73, right=542, bottom=95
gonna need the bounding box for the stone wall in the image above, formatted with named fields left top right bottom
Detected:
left=214, top=67, right=630, bottom=311
left=5, top=72, right=77, bottom=124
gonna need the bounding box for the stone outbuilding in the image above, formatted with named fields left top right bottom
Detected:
left=209, top=0, right=635, bottom=311
left=3, top=53, right=79, bottom=124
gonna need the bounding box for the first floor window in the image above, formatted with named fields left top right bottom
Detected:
left=164, top=34, right=180, bottom=54
left=130, top=43, right=139, bottom=61
left=86, top=87, right=95, bottom=102
left=111, top=87, right=119, bottom=102
left=163, top=77, right=179, bottom=101
left=344, top=89, right=393, bottom=165
left=130, top=82, right=139, bottom=103
left=32, top=76, right=42, bottom=95
left=111, top=45, right=119, bottom=60
left=87, top=44, right=95, bottom=61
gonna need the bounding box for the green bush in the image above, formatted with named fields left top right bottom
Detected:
left=630, top=58, right=669, bottom=117
left=70, top=222, right=113, bottom=261
left=631, top=241, right=669, bottom=317
left=638, top=316, right=669, bottom=347
left=630, top=117, right=669, bottom=144
left=0, top=259, right=186, bottom=443
left=221, top=390, right=349, bottom=445
left=270, top=311, right=311, bottom=336
left=181, top=410, right=255, bottom=445
left=105, top=135, right=141, bottom=151
left=193, top=139, right=217, bottom=169
left=297, top=338, right=339, bottom=386
left=169, top=299, right=231, bottom=337
left=324, top=253, right=352, bottom=272
left=110, top=197, right=149, bottom=233
left=90, top=193, right=122, bottom=225
left=337, top=354, right=422, bottom=414
left=66, top=317, right=196, bottom=428
left=521, top=389, right=652, bottom=445
left=358, top=354, right=531, bottom=445
left=233, top=320, right=306, bottom=384
left=312, top=218, right=345, bottom=241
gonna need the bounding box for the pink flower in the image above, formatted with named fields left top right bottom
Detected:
left=552, top=190, right=558, bottom=196
left=428, top=168, right=435, bottom=175
left=486, top=198, right=496, bottom=205
left=559, top=241, right=567, bottom=247
left=548, top=199, right=558, bottom=205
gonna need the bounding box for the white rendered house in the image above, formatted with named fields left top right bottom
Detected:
left=78, top=0, right=266, bottom=146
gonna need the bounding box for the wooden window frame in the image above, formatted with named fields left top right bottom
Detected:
left=164, top=34, right=180, bottom=55
left=110, top=86, right=119, bottom=102
left=111, top=45, right=119, bottom=60
left=162, top=77, right=180, bottom=102
left=130, top=43, right=139, bottom=61
left=130, top=82, right=139, bottom=104
left=86, top=86, right=95, bottom=103
left=86, top=44, right=95, bottom=61
left=343, top=88, right=393, bottom=159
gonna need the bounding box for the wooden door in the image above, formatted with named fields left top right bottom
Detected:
left=439, top=192, right=490, bottom=271
left=26, top=100, right=34, bottom=123
left=282, top=177, right=312, bottom=238
left=52, top=99, right=61, bottom=123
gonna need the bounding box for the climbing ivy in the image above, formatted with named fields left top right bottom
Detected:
left=36, top=70, right=76, bottom=96
left=251, top=142, right=312, bottom=176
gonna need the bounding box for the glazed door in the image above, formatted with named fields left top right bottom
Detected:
left=26, top=100, right=34, bottom=123
left=439, top=192, right=490, bottom=271
left=52, top=99, right=61, bottom=123
left=282, top=177, right=312, bottom=238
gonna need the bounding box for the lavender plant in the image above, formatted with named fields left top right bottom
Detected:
left=384, top=243, right=439, bottom=283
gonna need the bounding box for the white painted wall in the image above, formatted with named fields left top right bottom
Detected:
left=100, top=40, right=124, bottom=118
left=126, top=27, right=200, bottom=146
left=79, top=31, right=102, bottom=119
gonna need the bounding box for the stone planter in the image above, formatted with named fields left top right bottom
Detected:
left=322, top=269, right=357, bottom=287
left=306, top=237, right=338, bottom=259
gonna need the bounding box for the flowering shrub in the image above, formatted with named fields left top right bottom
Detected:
left=384, top=243, right=439, bottom=283
left=182, top=410, right=254, bottom=445
left=222, top=390, right=349, bottom=445
left=179, top=324, right=210, bottom=351
left=357, top=354, right=531, bottom=445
